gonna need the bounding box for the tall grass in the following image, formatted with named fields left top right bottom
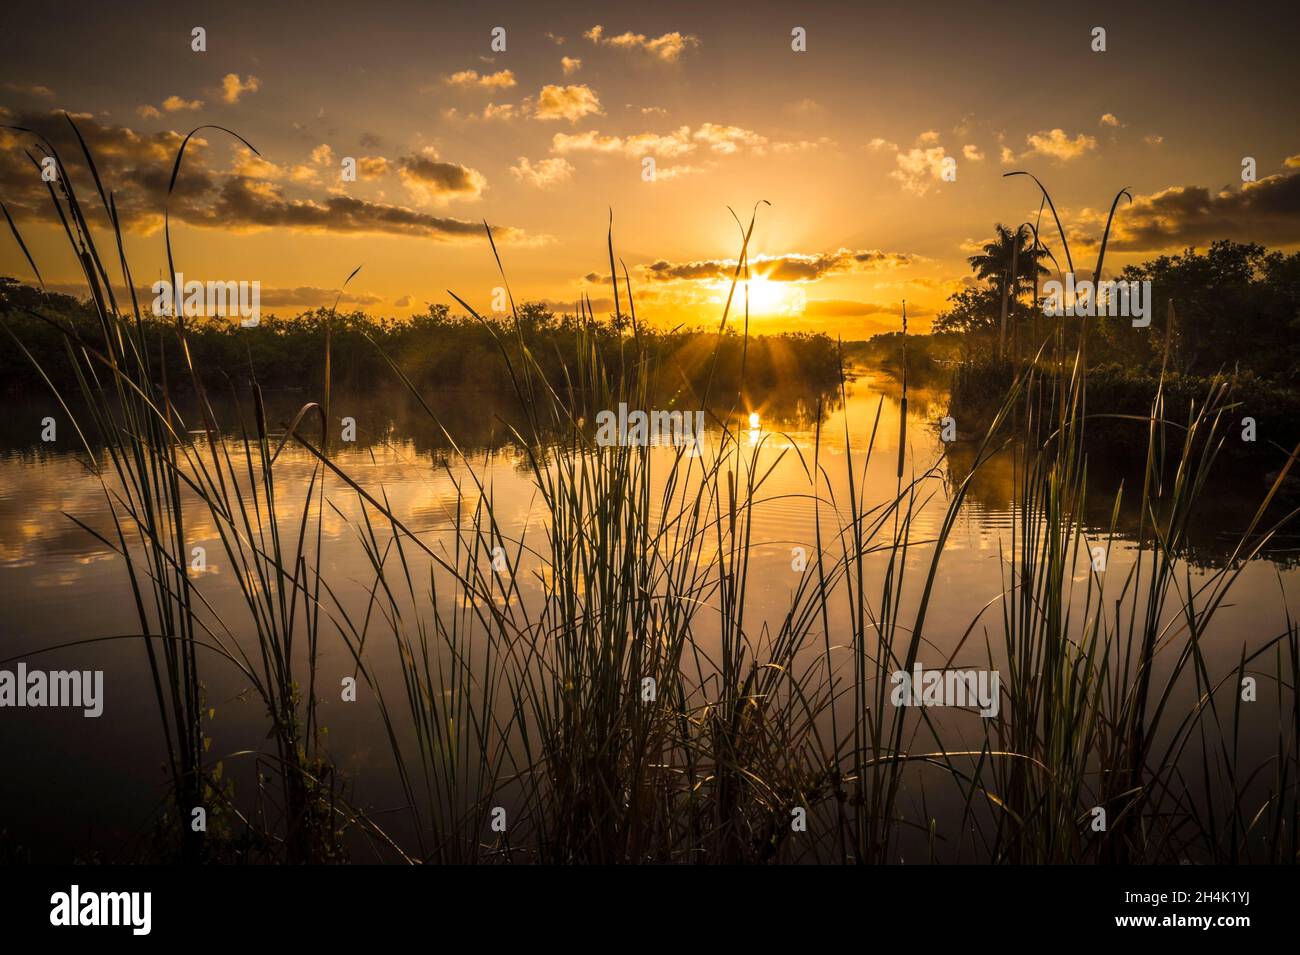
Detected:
left=3, top=122, right=1296, bottom=863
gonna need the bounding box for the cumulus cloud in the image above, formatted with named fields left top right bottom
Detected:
left=397, top=148, right=487, bottom=203
left=510, top=156, right=574, bottom=188
left=642, top=248, right=918, bottom=283
left=199, top=177, right=518, bottom=240
left=355, top=156, right=391, bottom=179
left=551, top=122, right=795, bottom=162
left=444, top=69, right=516, bottom=90
left=963, top=144, right=984, bottom=161
left=693, top=123, right=766, bottom=155
left=1077, top=171, right=1300, bottom=251
left=1023, top=128, right=1096, bottom=160
left=533, top=84, right=603, bottom=122
left=0, top=109, right=525, bottom=243
left=1099, top=112, right=1124, bottom=128
left=561, top=57, right=582, bottom=75
left=220, top=73, right=261, bottom=104
left=583, top=25, right=700, bottom=62
left=163, top=95, right=203, bottom=112
left=891, top=146, right=951, bottom=194
left=442, top=102, right=522, bottom=121
left=552, top=126, right=695, bottom=158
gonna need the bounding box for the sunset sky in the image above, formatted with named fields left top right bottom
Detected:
left=2, top=0, right=1298, bottom=336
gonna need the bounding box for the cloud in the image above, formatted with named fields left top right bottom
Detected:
left=583, top=25, right=700, bottom=62
left=648, top=163, right=710, bottom=182
left=533, top=84, right=603, bottom=122
left=394, top=294, right=413, bottom=308
left=398, top=149, right=487, bottom=203
left=771, top=137, right=836, bottom=154
left=3, top=83, right=55, bottom=97
left=203, top=177, right=521, bottom=241
left=1099, top=113, right=1124, bottom=128
left=444, top=69, right=517, bottom=90
left=551, top=123, right=793, bottom=162
left=963, top=144, right=984, bottom=161
left=1287, top=154, right=1300, bottom=169
left=355, top=156, right=391, bottom=179
left=1000, top=145, right=1015, bottom=164
left=867, top=137, right=898, bottom=152
left=693, top=123, right=766, bottom=155
left=552, top=126, right=695, bottom=158
left=162, top=95, right=203, bottom=112
left=1078, top=171, right=1300, bottom=251
left=0, top=109, right=526, bottom=243
left=230, top=146, right=285, bottom=179
left=510, top=156, right=574, bottom=189
left=442, top=102, right=521, bottom=121
left=643, top=248, right=918, bottom=283
left=136, top=105, right=162, bottom=120
left=220, top=73, right=261, bottom=104
left=561, top=57, right=582, bottom=75
left=1144, top=133, right=1165, bottom=147
left=311, top=144, right=334, bottom=166
left=1023, top=128, right=1096, bottom=160
left=891, top=146, right=950, bottom=194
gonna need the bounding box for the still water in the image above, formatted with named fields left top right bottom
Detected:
left=1, top=370, right=1295, bottom=861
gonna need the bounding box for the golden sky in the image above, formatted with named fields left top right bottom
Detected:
left=2, top=0, right=1298, bottom=336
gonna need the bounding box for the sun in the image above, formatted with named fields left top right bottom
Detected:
left=740, top=277, right=805, bottom=317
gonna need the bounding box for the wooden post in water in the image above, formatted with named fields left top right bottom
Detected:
left=898, top=301, right=907, bottom=479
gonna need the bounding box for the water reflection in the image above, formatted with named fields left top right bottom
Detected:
left=0, top=369, right=1296, bottom=861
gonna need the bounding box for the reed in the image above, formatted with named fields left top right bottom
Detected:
left=3, top=122, right=1296, bottom=863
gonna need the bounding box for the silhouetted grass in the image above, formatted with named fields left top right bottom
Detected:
left=3, top=120, right=1296, bottom=863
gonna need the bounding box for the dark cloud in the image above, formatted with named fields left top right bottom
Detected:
left=643, top=248, right=918, bottom=283
left=0, top=109, right=522, bottom=242
left=1100, top=172, right=1300, bottom=251
left=200, top=177, right=511, bottom=240
left=397, top=153, right=487, bottom=201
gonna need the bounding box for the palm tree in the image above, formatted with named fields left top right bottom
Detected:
left=969, top=223, right=1050, bottom=357
left=968, top=223, right=1049, bottom=294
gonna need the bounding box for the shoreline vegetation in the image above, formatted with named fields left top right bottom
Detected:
left=1, top=120, right=1298, bottom=864
left=0, top=277, right=842, bottom=408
